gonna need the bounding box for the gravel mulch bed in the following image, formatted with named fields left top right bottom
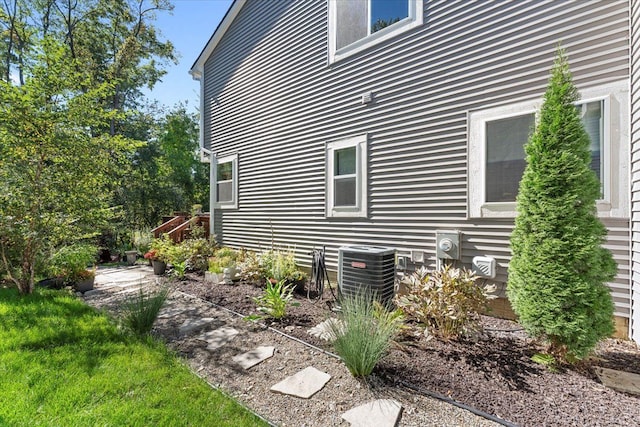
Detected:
left=177, top=274, right=640, bottom=427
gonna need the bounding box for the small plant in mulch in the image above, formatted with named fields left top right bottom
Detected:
left=122, top=287, right=170, bottom=336
left=246, top=279, right=299, bottom=321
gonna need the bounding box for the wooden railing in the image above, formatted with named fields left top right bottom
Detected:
left=152, top=213, right=210, bottom=243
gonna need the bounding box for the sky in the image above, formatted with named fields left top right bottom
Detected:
left=143, top=0, right=233, bottom=111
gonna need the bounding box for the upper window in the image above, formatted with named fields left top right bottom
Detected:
left=328, top=0, right=423, bottom=64
left=468, top=81, right=628, bottom=219
left=214, top=154, right=237, bottom=209
left=326, top=134, right=368, bottom=218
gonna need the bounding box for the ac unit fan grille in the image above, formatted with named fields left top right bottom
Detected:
left=339, top=247, right=395, bottom=304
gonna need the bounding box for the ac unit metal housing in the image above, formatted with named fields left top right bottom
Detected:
left=338, top=246, right=396, bottom=304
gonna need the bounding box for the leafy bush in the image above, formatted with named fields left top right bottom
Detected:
left=248, top=279, right=298, bottom=321
left=395, top=265, right=495, bottom=340
left=122, top=287, right=170, bottom=336
left=208, top=247, right=240, bottom=274
left=238, top=250, right=264, bottom=283
left=508, top=49, right=616, bottom=361
left=132, top=230, right=153, bottom=255
left=148, top=236, right=174, bottom=263
left=48, top=244, right=97, bottom=284
left=260, top=249, right=307, bottom=284
left=328, top=291, right=400, bottom=377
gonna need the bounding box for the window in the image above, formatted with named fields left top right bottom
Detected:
left=468, top=81, right=628, bottom=219
left=326, top=134, right=368, bottom=218
left=214, top=154, right=237, bottom=209
left=328, top=0, right=423, bottom=63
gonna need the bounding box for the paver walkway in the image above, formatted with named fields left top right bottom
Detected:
left=84, top=265, right=494, bottom=427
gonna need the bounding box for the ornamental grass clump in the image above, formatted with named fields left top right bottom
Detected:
left=329, top=292, right=400, bottom=378
left=122, top=287, right=170, bottom=336
left=394, top=265, right=495, bottom=340
left=508, top=48, right=616, bottom=362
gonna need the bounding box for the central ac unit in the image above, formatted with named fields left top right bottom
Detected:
left=338, top=245, right=396, bottom=304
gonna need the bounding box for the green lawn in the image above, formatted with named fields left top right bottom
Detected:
left=0, top=287, right=267, bottom=427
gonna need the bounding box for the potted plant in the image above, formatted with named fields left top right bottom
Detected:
left=48, top=244, right=98, bottom=292
left=132, top=230, right=153, bottom=265
left=146, top=236, right=173, bottom=275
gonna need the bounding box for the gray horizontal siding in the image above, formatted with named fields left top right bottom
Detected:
left=203, top=0, right=630, bottom=317
left=631, top=0, right=640, bottom=341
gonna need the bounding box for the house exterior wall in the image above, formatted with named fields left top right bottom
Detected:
left=201, top=1, right=631, bottom=318
left=630, top=0, right=640, bottom=342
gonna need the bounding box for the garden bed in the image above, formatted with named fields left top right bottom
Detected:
left=177, top=275, right=640, bottom=427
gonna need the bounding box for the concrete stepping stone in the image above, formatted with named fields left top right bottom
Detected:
left=270, top=366, right=331, bottom=399
left=232, top=346, right=275, bottom=370
left=595, top=367, right=640, bottom=395
left=198, top=326, right=239, bottom=350
left=179, top=317, right=215, bottom=335
left=157, top=305, right=189, bottom=319
left=341, top=399, right=402, bottom=427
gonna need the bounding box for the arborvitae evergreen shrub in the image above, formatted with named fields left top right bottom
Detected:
left=507, top=49, right=616, bottom=361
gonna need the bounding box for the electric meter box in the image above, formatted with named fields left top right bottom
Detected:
left=435, top=230, right=460, bottom=260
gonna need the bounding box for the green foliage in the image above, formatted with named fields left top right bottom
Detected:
left=0, top=287, right=267, bottom=426
left=395, top=265, right=495, bottom=340
left=147, top=236, right=175, bottom=263
left=260, top=249, right=307, bottom=284
left=531, top=353, right=559, bottom=372
left=0, top=38, right=138, bottom=294
left=48, top=244, right=97, bottom=284
left=131, top=229, right=153, bottom=255
left=508, top=48, right=617, bottom=361
left=115, top=105, right=210, bottom=229
left=209, top=247, right=240, bottom=274
left=249, top=279, right=298, bottom=321
left=238, top=250, right=264, bottom=282
left=328, top=292, right=400, bottom=377
left=122, top=287, right=170, bottom=336
left=164, top=237, right=214, bottom=272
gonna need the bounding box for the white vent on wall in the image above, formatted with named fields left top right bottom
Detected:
left=472, top=256, right=496, bottom=279
left=338, top=246, right=395, bottom=304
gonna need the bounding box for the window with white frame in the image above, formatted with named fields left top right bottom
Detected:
left=468, top=81, right=628, bottom=219
left=214, top=154, right=237, bottom=209
left=326, top=134, right=368, bottom=218
left=328, top=0, right=423, bottom=63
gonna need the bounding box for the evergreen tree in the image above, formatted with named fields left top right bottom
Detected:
left=507, top=48, right=616, bottom=360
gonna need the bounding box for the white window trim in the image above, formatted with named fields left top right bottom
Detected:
left=213, top=153, right=238, bottom=210
left=328, top=0, right=423, bottom=64
left=468, top=80, right=628, bottom=219
left=326, top=134, right=368, bottom=218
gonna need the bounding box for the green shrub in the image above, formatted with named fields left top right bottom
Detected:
left=395, top=265, right=495, bottom=340
left=329, top=292, right=400, bottom=377
left=508, top=49, right=616, bottom=361
left=260, top=249, right=307, bottom=284
left=249, top=279, right=298, bottom=320
left=147, top=236, right=174, bottom=263
left=122, top=287, right=170, bottom=336
left=48, top=244, right=97, bottom=284
left=132, top=230, right=153, bottom=255
left=208, top=247, right=240, bottom=274
left=238, top=250, right=264, bottom=283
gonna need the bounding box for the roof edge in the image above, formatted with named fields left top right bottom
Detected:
left=189, top=0, right=247, bottom=79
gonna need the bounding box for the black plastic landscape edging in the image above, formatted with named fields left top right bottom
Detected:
left=174, top=290, right=518, bottom=427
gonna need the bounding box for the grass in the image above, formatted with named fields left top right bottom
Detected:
left=329, top=293, right=400, bottom=377
left=122, top=287, right=170, bottom=336
left=0, top=287, right=268, bottom=427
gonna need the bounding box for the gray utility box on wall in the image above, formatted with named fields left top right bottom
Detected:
left=435, top=230, right=461, bottom=260
left=338, top=246, right=396, bottom=304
